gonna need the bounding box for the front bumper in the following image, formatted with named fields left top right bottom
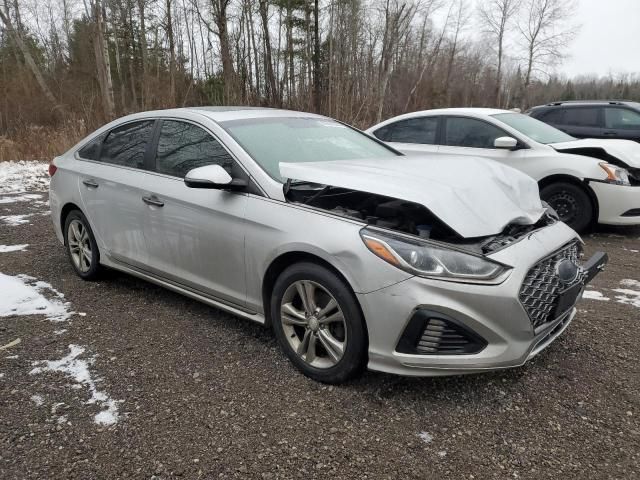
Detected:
left=590, top=181, right=640, bottom=225
left=358, top=222, right=607, bottom=377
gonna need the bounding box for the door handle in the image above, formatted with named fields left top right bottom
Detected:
left=604, top=131, right=617, bottom=136
left=82, top=179, right=99, bottom=188
left=142, top=195, right=164, bottom=207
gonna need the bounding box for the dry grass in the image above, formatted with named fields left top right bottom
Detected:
left=0, top=119, right=88, bottom=162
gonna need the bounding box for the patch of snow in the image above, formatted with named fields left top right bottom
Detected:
left=620, top=279, right=640, bottom=289
left=0, top=161, right=49, bottom=194
left=0, top=373, right=4, bottom=378
left=612, top=289, right=640, bottom=308
left=30, top=345, right=121, bottom=426
left=31, top=394, right=44, bottom=406
left=54, top=329, right=67, bottom=335
left=0, top=214, right=32, bottom=226
left=437, top=451, right=447, bottom=458
left=0, top=273, right=73, bottom=322
left=0, top=244, right=28, bottom=253
left=56, top=415, right=68, bottom=424
left=418, top=431, right=433, bottom=444
left=0, top=193, right=43, bottom=204
left=582, top=290, right=610, bottom=301
left=6, top=355, right=18, bottom=359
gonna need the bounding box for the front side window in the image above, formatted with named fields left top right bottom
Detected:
left=220, top=117, right=396, bottom=181
left=444, top=117, right=506, bottom=149
left=563, top=107, right=601, bottom=127
left=100, top=120, right=155, bottom=168
left=604, top=108, right=640, bottom=130
left=380, top=117, right=439, bottom=144
left=155, top=120, right=235, bottom=178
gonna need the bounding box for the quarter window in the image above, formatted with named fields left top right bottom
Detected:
left=77, top=133, right=105, bottom=160
left=444, top=117, right=506, bottom=149
left=604, top=108, right=640, bottom=129
left=155, top=120, right=235, bottom=178
left=100, top=120, right=155, bottom=168
left=563, top=108, right=601, bottom=127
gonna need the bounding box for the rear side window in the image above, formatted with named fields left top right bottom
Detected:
left=539, top=109, right=565, bottom=124
left=380, top=117, right=439, bottom=144
left=444, top=117, right=506, bottom=149
left=155, top=120, right=235, bottom=178
left=77, top=134, right=105, bottom=160
left=100, top=120, right=155, bottom=169
left=563, top=108, right=601, bottom=127
left=604, top=108, right=640, bottom=129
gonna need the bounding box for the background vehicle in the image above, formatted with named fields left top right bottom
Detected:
left=528, top=100, right=640, bottom=142
left=367, top=108, right=640, bottom=233
left=49, top=107, right=605, bottom=383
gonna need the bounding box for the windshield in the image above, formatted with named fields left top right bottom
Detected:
left=220, top=117, right=397, bottom=181
left=492, top=112, right=575, bottom=144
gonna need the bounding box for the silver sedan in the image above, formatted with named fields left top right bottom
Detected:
left=49, top=107, right=607, bottom=383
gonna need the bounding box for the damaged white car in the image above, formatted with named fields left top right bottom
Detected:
left=49, top=108, right=607, bottom=383
left=367, top=108, right=640, bottom=232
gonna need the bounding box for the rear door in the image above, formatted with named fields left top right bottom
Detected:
left=141, top=119, right=250, bottom=306
left=77, top=119, right=157, bottom=268
left=371, top=116, right=440, bottom=155
left=603, top=107, right=640, bottom=142
left=555, top=106, right=605, bottom=138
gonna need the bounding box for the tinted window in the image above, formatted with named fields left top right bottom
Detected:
left=77, top=133, right=105, bottom=160
left=563, top=107, right=601, bottom=127
left=604, top=108, right=640, bottom=129
left=385, top=117, right=438, bottom=144
left=155, top=121, right=235, bottom=178
left=539, top=109, right=565, bottom=124
left=100, top=121, right=155, bottom=168
left=372, top=124, right=394, bottom=142
left=444, top=117, right=507, bottom=149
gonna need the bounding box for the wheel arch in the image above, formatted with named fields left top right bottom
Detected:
left=538, top=174, right=599, bottom=224
left=60, top=202, right=84, bottom=243
left=261, top=251, right=367, bottom=338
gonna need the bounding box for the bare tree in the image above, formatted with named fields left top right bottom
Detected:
left=479, top=0, right=521, bottom=107
left=517, top=0, right=577, bottom=107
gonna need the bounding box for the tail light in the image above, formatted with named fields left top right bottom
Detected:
left=49, top=161, right=57, bottom=176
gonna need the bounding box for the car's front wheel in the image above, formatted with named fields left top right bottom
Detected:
left=64, top=210, right=102, bottom=280
left=540, top=182, right=593, bottom=233
left=271, top=262, right=367, bottom=384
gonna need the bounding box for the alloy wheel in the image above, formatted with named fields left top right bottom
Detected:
left=67, top=219, right=92, bottom=273
left=280, top=280, right=347, bottom=369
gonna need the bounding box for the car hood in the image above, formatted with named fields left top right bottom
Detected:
left=280, top=156, right=545, bottom=238
left=550, top=138, right=640, bottom=168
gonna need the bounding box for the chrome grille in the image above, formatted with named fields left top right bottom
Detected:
left=519, top=242, right=581, bottom=329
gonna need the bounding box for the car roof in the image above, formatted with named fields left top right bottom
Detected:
left=531, top=100, right=640, bottom=109
left=367, top=108, right=513, bottom=129
left=115, top=106, right=327, bottom=124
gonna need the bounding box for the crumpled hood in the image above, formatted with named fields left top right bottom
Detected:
left=551, top=138, right=640, bottom=168
left=280, top=155, right=545, bottom=238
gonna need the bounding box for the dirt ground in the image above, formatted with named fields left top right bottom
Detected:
left=1, top=190, right=639, bottom=480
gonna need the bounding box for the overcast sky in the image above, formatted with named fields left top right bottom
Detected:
left=557, top=0, right=640, bottom=78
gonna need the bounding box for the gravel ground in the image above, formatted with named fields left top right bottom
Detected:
left=1, top=188, right=639, bottom=480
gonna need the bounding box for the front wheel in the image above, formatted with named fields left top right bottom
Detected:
left=540, top=182, right=593, bottom=233
left=271, top=262, right=367, bottom=384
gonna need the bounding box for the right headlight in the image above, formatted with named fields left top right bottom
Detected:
left=599, top=163, right=631, bottom=185
left=360, top=228, right=510, bottom=284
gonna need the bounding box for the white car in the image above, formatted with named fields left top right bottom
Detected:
left=367, top=108, right=640, bottom=232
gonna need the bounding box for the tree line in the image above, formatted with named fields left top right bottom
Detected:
left=1, top=0, right=639, bottom=160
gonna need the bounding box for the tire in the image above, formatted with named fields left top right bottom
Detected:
left=540, top=182, right=593, bottom=233
left=270, top=262, right=367, bottom=384
left=63, top=210, right=103, bottom=280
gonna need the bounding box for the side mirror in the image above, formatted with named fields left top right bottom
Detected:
left=184, top=164, right=247, bottom=191
left=494, top=136, right=519, bottom=150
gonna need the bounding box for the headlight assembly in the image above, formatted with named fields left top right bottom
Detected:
left=599, top=163, right=631, bottom=186
left=360, top=228, right=510, bottom=284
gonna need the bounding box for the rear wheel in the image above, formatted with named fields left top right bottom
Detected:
left=64, top=210, right=102, bottom=280
left=540, top=182, right=593, bottom=233
left=271, top=262, right=367, bottom=384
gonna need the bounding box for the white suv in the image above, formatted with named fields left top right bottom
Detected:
left=367, top=108, right=640, bottom=232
